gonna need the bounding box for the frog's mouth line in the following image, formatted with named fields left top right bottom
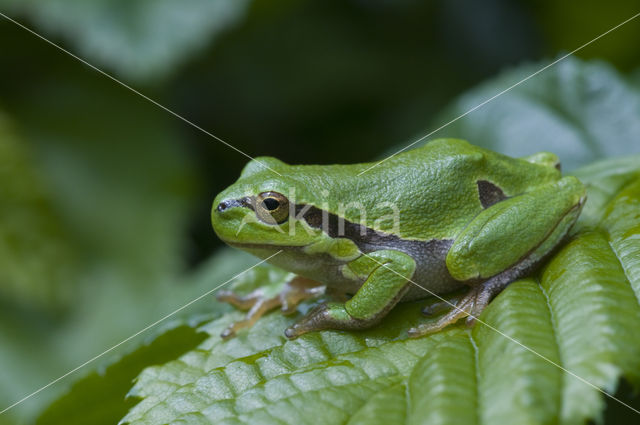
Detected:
left=224, top=241, right=306, bottom=251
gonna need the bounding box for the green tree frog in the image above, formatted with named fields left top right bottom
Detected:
left=212, top=139, right=586, bottom=339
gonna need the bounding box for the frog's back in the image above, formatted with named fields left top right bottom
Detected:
left=285, top=139, right=560, bottom=242
left=350, top=139, right=559, bottom=241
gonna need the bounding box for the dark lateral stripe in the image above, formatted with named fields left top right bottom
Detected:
left=293, top=204, right=455, bottom=278
left=294, top=204, right=402, bottom=247
left=227, top=197, right=254, bottom=211
left=477, top=180, right=507, bottom=209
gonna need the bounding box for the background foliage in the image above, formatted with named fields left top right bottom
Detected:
left=0, top=0, right=639, bottom=424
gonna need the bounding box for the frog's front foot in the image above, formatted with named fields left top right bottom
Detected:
left=284, top=304, right=333, bottom=339
left=284, top=302, right=372, bottom=339
left=218, top=276, right=325, bottom=339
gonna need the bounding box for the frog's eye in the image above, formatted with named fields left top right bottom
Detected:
left=256, top=191, right=289, bottom=224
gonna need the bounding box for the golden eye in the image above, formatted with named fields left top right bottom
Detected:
left=256, top=191, right=289, bottom=224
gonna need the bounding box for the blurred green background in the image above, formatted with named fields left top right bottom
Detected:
left=1, top=0, right=639, bottom=423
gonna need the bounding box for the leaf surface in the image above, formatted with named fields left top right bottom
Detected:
left=0, top=0, right=251, bottom=80
left=36, top=322, right=208, bottom=425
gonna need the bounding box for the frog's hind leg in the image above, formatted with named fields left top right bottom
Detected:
left=218, top=277, right=325, bottom=339
left=408, top=266, right=523, bottom=338
left=409, top=178, right=585, bottom=338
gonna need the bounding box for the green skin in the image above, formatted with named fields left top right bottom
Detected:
left=212, top=139, right=586, bottom=338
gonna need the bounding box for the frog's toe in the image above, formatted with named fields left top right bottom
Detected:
left=284, top=317, right=318, bottom=339
left=279, top=277, right=326, bottom=315
left=465, top=315, right=477, bottom=327
left=421, top=296, right=461, bottom=316
left=409, top=291, right=477, bottom=338
left=220, top=327, right=237, bottom=340
left=284, top=324, right=305, bottom=339
left=283, top=304, right=331, bottom=339
left=408, top=305, right=470, bottom=337
left=216, top=290, right=259, bottom=310
left=219, top=297, right=281, bottom=339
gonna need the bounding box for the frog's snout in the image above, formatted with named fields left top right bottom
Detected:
left=212, top=196, right=250, bottom=241
left=214, top=196, right=254, bottom=214
left=212, top=195, right=255, bottom=236
left=216, top=200, right=231, bottom=212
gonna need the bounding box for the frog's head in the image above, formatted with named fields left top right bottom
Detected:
left=211, top=157, right=326, bottom=256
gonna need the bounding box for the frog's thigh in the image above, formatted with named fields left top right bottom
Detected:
left=284, top=250, right=415, bottom=339
left=446, top=176, right=585, bottom=281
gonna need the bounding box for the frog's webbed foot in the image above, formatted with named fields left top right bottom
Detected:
left=218, top=276, right=325, bottom=339
left=409, top=272, right=513, bottom=338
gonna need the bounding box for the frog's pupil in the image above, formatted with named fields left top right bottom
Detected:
left=263, top=198, right=279, bottom=211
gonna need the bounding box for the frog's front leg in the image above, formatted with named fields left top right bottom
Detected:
left=218, top=271, right=325, bottom=339
left=284, top=250, right=416, bottom=339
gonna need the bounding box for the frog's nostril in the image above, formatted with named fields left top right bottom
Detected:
left=216, top=197, right=253, bottom=213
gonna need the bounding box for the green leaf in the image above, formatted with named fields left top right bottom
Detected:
left=0, top=113, right=76, bottom=312
left=35, top=321, right=208, bottom=425
left=1, top=0, right=252, bottom=81
left=0, top=66, right=203, bottom=421
left=571, top=156, right=640, bottom=228
left=424, top=57, right=640, bottom=171
left=600, top=177, right=640, bottom=300
left=473, top=279, right=561, bottom=425
left=541, top=230, right=640, bottom=424
left=121, top=308, right=448, bottom=425
left=7, top=247, right=257, bottom=424
left=407, top=330, right=477, bottom=425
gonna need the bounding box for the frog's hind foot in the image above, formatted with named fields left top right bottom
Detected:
left=218, top=277, right=325, bottom=339
left=421, top=295, right=463, bottom=316
left=408, top=290, right=478, bottom=338
left=409, top=272, right=513, bottom=338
